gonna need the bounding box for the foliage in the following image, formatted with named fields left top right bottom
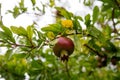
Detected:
left=0, top=0, right=120, bottom=80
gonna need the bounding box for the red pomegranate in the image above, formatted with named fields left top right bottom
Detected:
left=53, top=37, right=74, bottom=61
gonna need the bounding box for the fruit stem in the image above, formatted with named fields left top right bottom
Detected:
left=60, top=50, right=71, bottom=79
left=65, top=60, right=71, bottom=80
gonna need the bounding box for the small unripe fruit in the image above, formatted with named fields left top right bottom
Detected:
left=96, top=55, right=107, bottom=68
left=111, top=56, right=117, bottom=65
left=53, top=37, right=74, bottom=61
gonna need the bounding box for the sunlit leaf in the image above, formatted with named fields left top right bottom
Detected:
left=27, top=25, right=34, bottom=40
left=41, top=24, right=62, bottom=34
left=0, top=23, right=15, bottom=43
left=47, top=32, right=55, bottom=40
left=11, top=26, right=27, bottom=36
left=0, top=31, right=8, bottom=40
left=31, top=0, right=36, bottom=6
left=13, top=6, right=20, bottom=18
left=92, top=6, right=99, bottom=24
left=102, top=25, right=112, bottom=39
left=85, top=14, right=91, bottom=27
left=5, top=49, right=13, bottom=60
left=19, top=0, right=24, bottom=8
left=55, top=7, right=73, bottom=19
left=87, top=26, right=106, bottom=43
left=88, top=39, right=101, bottom=52
left=49, top=0, right=55, bottom=7
left=76, top=16, right=83, bottom=21
left=73, top=17, right=82, bottom=32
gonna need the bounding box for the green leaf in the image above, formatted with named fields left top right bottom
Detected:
left=34, top=29, right=45, bottom=40
left=100, top=0, right=116, bottom=8
left=55, top=7, right=73, bottom=19
left=27, top=25, right=34, bottom=40
left=41, top=24, right=62, bottom=34
left=5, top=49, right=13, bottom=60
left=103, top=41, right=118, bottom=53
left=19, top=27, right=27, bottom=35
left=13, top=6, right=20, bottom=18
left=102, top=25, right=112, bottom=40
left=92, top=6, right=99, bottom=24
left=84, top=0, right=90, bottom=6
left=31, top=0, right=36, bottom=6
left=0, top=23, right=15, bottom=43
left=87, top=26, right=106, bottom=43
left=0, top=25, right=12, bottom=37
left=11, top=26, right=27, bottom=36
left=73, top=17, right=82, bottom=32
left=19, top=0, right=27, bottom=13
left=85, top=14, right=91, bottom=27
left=0, top=31, right=8, bottom=40
left=12, top=53, right=27, bottom=59
left=102, top=4, right=112, bottom=11
left=50, top=0, right=55, bottom=7
left=114, top=9, right=120, bottom=18
left=100, top=0, right=117, bottom=13
left=19, top=0, right=24, bottom=8
left=88, top=38, right=101, bottom=52
left=76, top=16, right=83, bottom=21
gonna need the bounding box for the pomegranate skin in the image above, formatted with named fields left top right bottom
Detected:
left=53, top=37, right=74, bottom=58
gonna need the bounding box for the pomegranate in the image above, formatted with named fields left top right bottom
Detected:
left=53, top=37, right=74, bottom=61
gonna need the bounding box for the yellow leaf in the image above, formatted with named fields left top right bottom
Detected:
left=47, top=32, right=55, bottom=40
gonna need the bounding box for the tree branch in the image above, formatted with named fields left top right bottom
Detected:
left=84, top=44, right=103, bottom=57
left=115, top=0, right=120, bottom=10
left=112, top=8, right=118, bottom=33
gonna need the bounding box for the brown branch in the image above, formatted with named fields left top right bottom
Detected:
left=0, top=39, right=39, bottom=49
left=114, top=38, right=120, bottom=40
left=112, top=8, right=118, bottom=33
left=84, top=44, right=103, bottom=57
left=115, top=0, right=120, bottom=10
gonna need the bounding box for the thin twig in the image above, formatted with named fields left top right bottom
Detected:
left=114, top=38, right=120, bottom=40
left=112, top=8, right=118, bottom=33
left=0, top=39, right=36, bottom=49
left=65, top=60, right=71, bottom=80
left=115, top=0, right=120, bottom=10
left=84, top=44, right=103, bottom=57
